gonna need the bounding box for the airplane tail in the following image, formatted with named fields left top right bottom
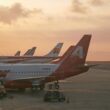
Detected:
left=23, top=47, right=36, bottom=56
left=60, top=34, right=91, bottom=66
left=52, top=45, right=74, bottom=63
left=46, top=35, right=92, bottom=82
left=45, top=43, right=63, bottom=57
left=15, top=51, right=20, bottom=56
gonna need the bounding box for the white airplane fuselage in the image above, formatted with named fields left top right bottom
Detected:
left=0, top=63, right=59, bottom=81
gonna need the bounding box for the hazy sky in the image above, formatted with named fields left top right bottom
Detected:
left=0, top=0, right=110, bottom=61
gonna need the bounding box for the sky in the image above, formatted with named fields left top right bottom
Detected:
left=0, top=0, right=110, bottom=61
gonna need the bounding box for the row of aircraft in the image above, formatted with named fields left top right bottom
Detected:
left=0, top=35, right=92, bottom=91
left=14, top=47, right=36, bottom=56
left=0, top=43, right=63, bottom=64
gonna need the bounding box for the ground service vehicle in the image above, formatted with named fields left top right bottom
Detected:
left=44, top=90, right=65, bottom=102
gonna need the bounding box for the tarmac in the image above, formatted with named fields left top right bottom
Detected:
left=0, top=68, right=110, bottom=110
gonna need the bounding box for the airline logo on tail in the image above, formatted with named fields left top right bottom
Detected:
left=72, top=46, right=84, bottom=59
left=52, top=43, right=63, bottom=54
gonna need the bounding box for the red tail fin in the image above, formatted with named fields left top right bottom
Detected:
left=59, top=34, right=91, bottom=66
left=46, top=34, right=92, bottom=82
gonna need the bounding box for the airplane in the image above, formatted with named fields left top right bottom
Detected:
left=0, top=35, right=91, bottom=90
left=14, top=47, right=36, bottom=57
left=23, top=47, right=36, bottom=56
left=20, top=43, right=63, bottom=63
left=0, top=43, right=63, bottom=63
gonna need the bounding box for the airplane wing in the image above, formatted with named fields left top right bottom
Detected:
left=11, top=76, right=46, bottom=81
left=4, top=59, right=30, bottom=63
left=5, top=75, right=55, bottom=81
left=91, top=65, right=110, bottom=71
left=87, top=61, right=110, bottom=71
left=3, top=56, right=61, bottom=64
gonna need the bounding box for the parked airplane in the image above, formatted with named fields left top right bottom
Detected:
left=0, top=43, right=63, bottom=63
left=14, top=47, right=36, bottom=57
left=0, top=35, right=91, bottom=90
left=20, top=43, right=63, bottom=63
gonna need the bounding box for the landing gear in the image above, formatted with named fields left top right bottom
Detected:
left=48, top=81, right=60, bottom=90
left=31, top=83, right=45, bottom=91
